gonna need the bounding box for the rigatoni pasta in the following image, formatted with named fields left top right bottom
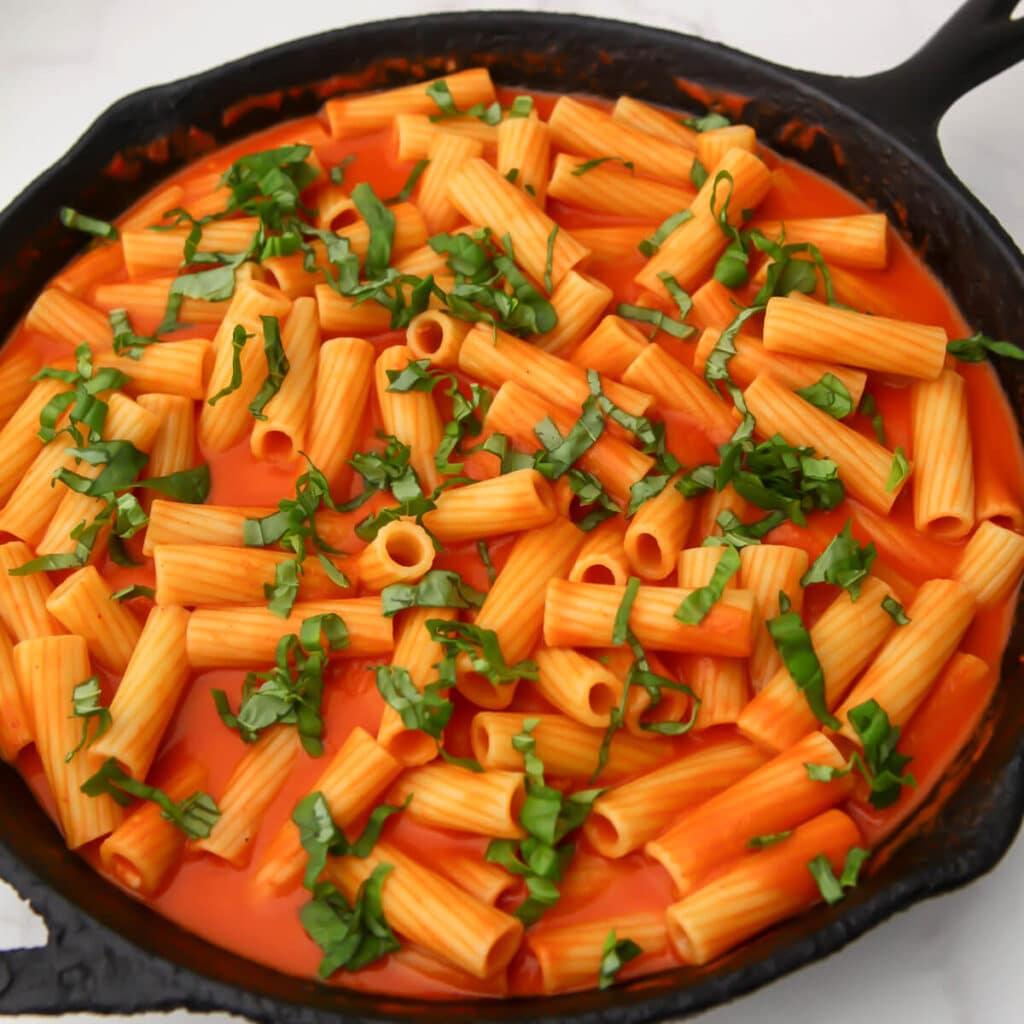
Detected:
left=0, top=68, right=1020, bottom=1003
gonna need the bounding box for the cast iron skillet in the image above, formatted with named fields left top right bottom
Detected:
left=1, top=2, right=1023, bottom=1021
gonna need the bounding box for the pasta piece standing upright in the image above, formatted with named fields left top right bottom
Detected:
left=305, top=336, right=375, bottom=487
left=0, top=542, right=62, bottom=643
left=497, top=115, right=551, bottom=206
left=375, top=344, right=445, bottom=493
left=250, top=295, right=321, bottom=461
left=911, top=369, right=975, bottom=539
left=0, top=623, right=31, bottom=762
left=419, top=134, right=486, bottom=234
left=198, top=281, right=293, bottom=452
left=14, top=635, right=123, bottom=848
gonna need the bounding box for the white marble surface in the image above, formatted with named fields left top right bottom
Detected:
left=1, top=1, right=1022, bottom=1021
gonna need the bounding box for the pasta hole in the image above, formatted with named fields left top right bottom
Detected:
left=384, top=529, right=431, bottom=569
left=330, top=209, right=360, bottom=231
left=580, top=563, right=617, bottom=586
left=588, top=681, right=618, bottom=716
left=259, top=430, right=295, bottom=462
left=483, top=922, right=524, bottom=977
left=927, top=514, right=970, bottom=539
left=585, top=813, right=621, bottom=855
left=410, top=318, right=445, bottom=356
left=109, top=855, right=144, bottom=891
left=509, top=782, right=526, bottom=822
left=470, top=719, right=490, bottom=760
left=635, top=532, right=665, bottom=573
left=989, top=513, right=1021, bottom=531
left=666, top=915, right=697, bottom=964
left=389, top=730, right=435, bottom=762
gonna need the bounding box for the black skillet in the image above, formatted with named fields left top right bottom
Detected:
left=1, top=1, right=1023, bottom=1021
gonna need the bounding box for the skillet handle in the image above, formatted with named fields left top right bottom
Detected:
left=816, top=0, right=1024, bottom=161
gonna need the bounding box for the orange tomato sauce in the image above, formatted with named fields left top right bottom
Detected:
left=5, top=85, right=1023, bottom=998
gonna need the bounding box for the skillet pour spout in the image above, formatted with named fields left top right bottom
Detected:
left=0, top=1, right=1023, bottom=1021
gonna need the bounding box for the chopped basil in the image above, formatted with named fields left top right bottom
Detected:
left=627, top=472, right=672, bottom=516
left=638, top=210, right=693, bottom=258
left=615, top=302, right=693, bottom=340
left=212, top=613, right=349, bottom=756
left=425, top=81, right=530, bottom=126
left=808, top=846, right=871, bottom=905
left=594, top=578, right=699, bottom=780
left=675, top=545, right=741, bottom=625
left=109, top=309, right=157, bottom=360
left=805, top=699, right=915, bottom=808
left=702, top=508, right=786, bottom=548
left=60, top=206, right=118, bottom=240
left=599, top=929, right=642, bottom=989
left=248, top=315, right=290, bottom=421
left=613, top=576, right=641, bottom=646
left=384, top=159, right=429, bottom=204
left=338, top=435, right=443, bottom=544
left=709, top=171, right=750, bottom=287
left=796, top=373, right=854, bottom=419
left=749, top=233, right=835, bottom=305
left=767, top=592, right=837, bottom=729
left=428, top=227, right=557, bottom=337
left=485, top=718, right=602, bottom=925
left=690, top=157, right=709, bottom=190
left=329, top=154, right=356, bottom=185
left=293, top=791, right=406, bottom=891
left=882, top=595, right=910, bottom=625
left=859, top=393, right=887, bottom=445
left=947, top=332, right=1024, bottom=363
left=208, top=324, right=253, bottom=406
left=572, top=156, right=635, bottom=176
left=566, top=469, right=621, bottom=532
left=477, top=539, right=497, bottom=585
left=386, top=358, right=490, bottom=474
left=374, top=665, right=453, bottom=741
left=82, top=758, right=220, bottom=839
left=658, top=272, right=694, bottom=322
left=532, top=395, right=606, bottom=480
left=299, top=868, right=399, bottom=978
left=426, top=619, right=537, bottom=688
left=380, top=570, right=485, bottom=616
left=679, top=432, right=844, bottom=529
left=748, top=831, right=792, bottom=849
left=544, top=224, right=558, bottom=293
left=846, top=699, right=916, bottom=808
left=35, top=342, right=131, bottom=446
left=140, top=464, right=211, bottom=503
left=109, top=583, right=155, bottom=602
left=65, top=676, right=112, bottom=763
left=351, top=182, right=395, bottom=279
left=885, top=446, right=909, bottom=492
left=800, top=521, right=877, bottom=599
left=682, top=112, right=732, bottom=132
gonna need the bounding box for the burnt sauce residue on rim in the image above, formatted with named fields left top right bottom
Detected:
left=0, top=6, right=1022, bottom=1023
